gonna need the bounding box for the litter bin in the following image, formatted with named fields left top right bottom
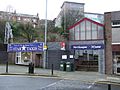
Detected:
left=66, top=62, right=74, bottom=72
left=28, top=62, right=34, bottom=74
left=66, top=62, right=71, bottom=72
left=60, top=61, right=66, bottom=71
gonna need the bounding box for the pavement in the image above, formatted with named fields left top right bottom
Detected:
left=0, top=64, right=120, bottom=85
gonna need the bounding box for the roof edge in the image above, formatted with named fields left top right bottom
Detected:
left=61, top=1, right=85, bottom=8
left=68, top=17, right=104, bottom=30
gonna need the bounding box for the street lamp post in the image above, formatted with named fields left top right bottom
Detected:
left=43, top=0, right=48, bottom=68
left=4, top=6, right=14, bottom=73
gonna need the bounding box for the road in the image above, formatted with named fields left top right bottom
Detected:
left=0, top=75, right=59, bottom=90
left=0, top=75, right=120, bottom=90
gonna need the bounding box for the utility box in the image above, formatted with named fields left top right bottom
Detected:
left=60, top=61, right=66, bottom=71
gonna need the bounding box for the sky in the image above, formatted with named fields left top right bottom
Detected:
left=0, top=0, right=120, bottom=20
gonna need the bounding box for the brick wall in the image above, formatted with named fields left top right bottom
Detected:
left=112, top=45, right=120, bottom=51
left=104, top=12, right=113, bottom=74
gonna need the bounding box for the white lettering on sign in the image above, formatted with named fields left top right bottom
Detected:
left=26, top=47, right=37, bottom=51
left=91, top=45, right=101, bottom=49
left=73, top=46, right=87, bottom=49
left=13, top=47, right=22, bottom=51
left=8, top=42, right=44, bottom=52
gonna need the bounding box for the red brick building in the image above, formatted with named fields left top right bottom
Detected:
left=104, top=11, right=120, bottom=75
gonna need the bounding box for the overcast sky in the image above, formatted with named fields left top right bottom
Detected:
left=0, top=0, right=120, bottom=20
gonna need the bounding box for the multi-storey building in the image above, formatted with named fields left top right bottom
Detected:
left=0, top=11, right=41, bottom=66
left=84, top=12, right=104, bottom=24
left=51, top=1, right=105, bottom=74
left=55, top=1, right=84, bottom=29
left=55, top=1, right=104, bottom=29
left=0, top=11, right=39, bottom=28
left=106, top=11, right=120, bottom=74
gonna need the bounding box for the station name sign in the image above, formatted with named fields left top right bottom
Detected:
left=71, top=44, right=104, bottom=50
left=7, top=42, right=44, bottom=52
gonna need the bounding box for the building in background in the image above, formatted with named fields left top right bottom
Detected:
left=0, top=10, right=42, bottom=66
left=108, top=11, right=120, bottom=74
left=0, top=11, right=39, bottom=28
left=84, top=12, right=104, bottom=24
left=55, top=1, right=104, bottom=29
left=104, top=11, right=120, bottom=75
left=55, top=1, right=84, bottom=29
left=53, top=1, right=105, bottom=73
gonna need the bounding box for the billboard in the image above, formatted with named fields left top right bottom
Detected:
left=7, top=42, right=44, bottom=52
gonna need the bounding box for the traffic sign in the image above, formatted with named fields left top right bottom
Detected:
left=44, top=45, right=47, bottom=50
left=7, top=42, right=44, bottom=52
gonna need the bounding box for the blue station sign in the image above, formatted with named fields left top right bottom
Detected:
left=71, top=44, right=104, bottom=50
left=7, top=42, right=44, bottom=52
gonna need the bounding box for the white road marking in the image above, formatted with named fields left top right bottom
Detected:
left=40, top=79, right=64, bottom=89
left=87, top=82, right=95, bottom=89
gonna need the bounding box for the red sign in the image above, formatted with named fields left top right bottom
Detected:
left=60, top=42, right=65, bottom=50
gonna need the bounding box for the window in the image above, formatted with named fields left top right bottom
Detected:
left=24, top=18, right=30, bottom=22
left=98, top=26, right=103, bottom=39
left=69, top=19, right=104, bottom=41
left=75, top=50, right=99, bottom=61
left=75, top=25, right=79, bottom=40
left=17, top=17, right=21, bottom=20
left=112, top=20, right=120, bottom=25
left=15, top=52, right=21, bottom=64
left=33, top=24, right=36, bottom=28
left=32, top=19, right=36, bottom=22
left=80, top=21, right=85, bottom=40
left=86, top=21, right=91, bottom=40
left=69, top=28, right=74, bottom=40
left=92, top=23, right=97, bottom=39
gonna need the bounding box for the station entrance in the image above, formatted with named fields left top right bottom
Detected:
left=75, top=50, right=98, bottom=71
left=70, top=42, right=105, bottom=73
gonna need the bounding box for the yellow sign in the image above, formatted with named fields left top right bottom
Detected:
left=44, top=45, right=47, bottom=49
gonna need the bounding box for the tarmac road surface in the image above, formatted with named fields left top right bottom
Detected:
left=0, top=75, right=120, bottom=90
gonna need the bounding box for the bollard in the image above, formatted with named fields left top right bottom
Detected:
left=108, top=84, right=111, bottom=90
left=51, top=64, right=54, bottom=76
left=6, top=61, right=8, bottom=73
left=28, top=62, right=34, bottom=74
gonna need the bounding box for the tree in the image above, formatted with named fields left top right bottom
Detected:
left=39, top=19, right=65, bottom=42
left=47, top=25, right=65, bottom=41
left=11, top=22, right=39, bottom=43
left=60, top=16, right=69, bottom=40
left=0, top=20, right=6, bottom=43
left=60, top=9, right=84, bottom=40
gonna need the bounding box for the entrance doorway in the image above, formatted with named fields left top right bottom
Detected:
left=75, top=50, right=98, bottom=71
left=113, top=52, right=120, bottom=74
left=35, top=54, right=42, bottom=67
